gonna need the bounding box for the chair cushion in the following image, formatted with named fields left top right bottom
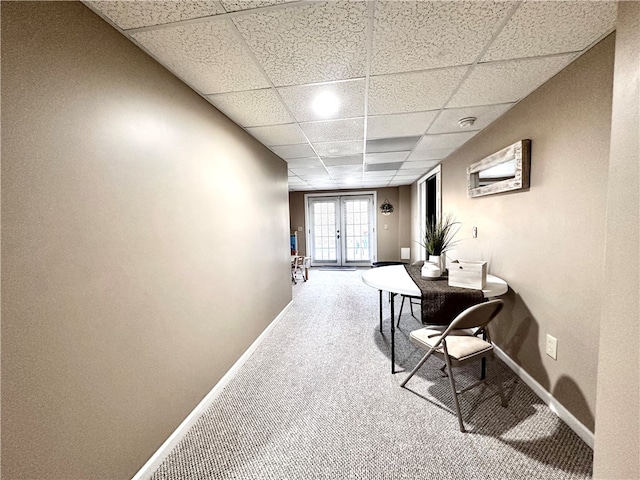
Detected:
left=410, top=327, right=493, bottom=362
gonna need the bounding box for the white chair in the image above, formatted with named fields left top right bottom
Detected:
left=291, top=256, right=305, bottom=284
left=400, top=299, right=508, bottom=432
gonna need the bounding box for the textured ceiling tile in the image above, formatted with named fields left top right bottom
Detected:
left=270, top=143, right=316, bottom=159
left=364, top=171, right=396, bottom=177
left=368, top=67, right=468, bottom=115
left=372, top=1, right=514, bottom=75
left=367, top=111, right=439, bottom=139
left=233, top=2, right=368, bottom=86
left=428, top=103, right=514, bottom=134
left=400, top=160, right=439, bottom=171
left=291, top=169, right=330, bottom=180
left=366, top=136, right=420, bottom=153
left=285, top=157, right=325, bottom=168
left=220, top=0, right=296, bottom=13
left=131, top=19, right=270, bottom=94
left=321, top=155, right=363, bottom=167
left=277, top=79, right=366, bottom=122
left=406, top=147, right=454, bottom=162
left=447, top=54, right=575, bottom=107
left=327, top=165, right=362, bottom=177
left=208, top=89, right=293, bottom=127
left=300, top=118, right=365, bottom=143
left=86, top=1, right=223, bottom=29
left=365, top=162, right=403, bottom=171
left=246, top=124, right=307, bottom=146
left=416, top=132, right=477, bottom=151
left=483, top=1, right=617, bottom=62
left=313, top=141, right=364, bottom=158
left=364, top=152, right=411, bottom=164
left=393, top=174, right=422, bottom=181
left=396, top=168, right=427, bottom=176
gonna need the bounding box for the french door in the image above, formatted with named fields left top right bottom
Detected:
left=307, top=194, right=375, bottom=267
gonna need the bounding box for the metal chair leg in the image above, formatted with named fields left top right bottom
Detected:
left=444, top=352, right=466, bottom=433
left=400, top=347, right=436, bottom=387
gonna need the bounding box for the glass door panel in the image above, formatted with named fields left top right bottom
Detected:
left=342, top=197, right=372, bottom=264
left=307, top=195, right=374, bottom=267
left=309, top=197, right=339, bottom=265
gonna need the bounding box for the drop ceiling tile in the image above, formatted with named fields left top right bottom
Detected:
left=86, top=1, right=223, bottom=29
left=368, top=67, right=468, bottom=115
left=296, top=172, right=332, bottom=182
left=367, top=136, right=420, bottom=153
left=364, top=171, right=396, bottom=178
left=271, top=143, right=316, bottom=159
left=396, top=168, right=427, bottom=176
left=365, top=162, right=404, bottom=172
left=246, top=124, right=307, bottom=146
left=483, top=1, right=617, bottom=62
left=286, top=157, right=324, bottom=168
left=277, top=80, right=366, bottom=122
left=447, top=54, right=576, bottom=108
left=367, top=111, right=439, bottom=139
left=365, top=152, right=410, bottom=164
left=220, top=0, right=296, bottom=13
left=406, top=147, right=454, bottom=162
left=428, top=104, right=514, bottom=134
left=401, top=160, right=439, bottom=170
left=327, top=165, right=362, bottom=177
left=208, top=89, right=293, bottom=127
left=300, top=118, right=365, bottom=143
left=415, top=132, right=478, bottom=151
left=393, top=174, right=422, bottom=181
left=372, top=1, right=514, bottom=75
left=313, top=141, right=364, bottom=158
left=321, top=155, right=363, bottom=167
left=131, top=19, right=270, bottom=94
left=233, top=2, right=369, bottom=86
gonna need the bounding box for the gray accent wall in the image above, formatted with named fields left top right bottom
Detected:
left=1, top=2, right=292, bottom=478
left=435, top=33, right=616, bottom=433
left=594, top=2, right=639, bottom=478
left=414, top=20, right=638, bottom=477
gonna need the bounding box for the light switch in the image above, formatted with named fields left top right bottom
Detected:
left=472, top=227, right=477, bottom=238
left=384, top=224, right=388, bottom=230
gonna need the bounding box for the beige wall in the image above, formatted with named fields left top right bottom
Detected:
left=1, top=2, right=292, bottom=479
left=289, top=186, right=411, bottom=262
left=593, top=2, right=639, bottom=478
left=429, top=35, right=616, bottom=432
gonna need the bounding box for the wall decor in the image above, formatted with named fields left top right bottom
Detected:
left=467, top=139, right=531, bottom=198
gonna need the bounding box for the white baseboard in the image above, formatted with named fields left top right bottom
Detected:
left=131, top=301, right=294, bottom=480
left=494, top=345, right=594, bottom=449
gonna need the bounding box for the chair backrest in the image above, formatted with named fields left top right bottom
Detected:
left=444, top=299, right=504, bottom=335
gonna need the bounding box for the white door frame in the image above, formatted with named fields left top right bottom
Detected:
left=304, top=191, right=378, bottom=266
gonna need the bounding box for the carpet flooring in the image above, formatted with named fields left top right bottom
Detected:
left=150, top=268, right=593, bottom=479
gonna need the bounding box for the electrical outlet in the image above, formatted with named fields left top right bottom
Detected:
left=546, top=334, right=558, bottom=360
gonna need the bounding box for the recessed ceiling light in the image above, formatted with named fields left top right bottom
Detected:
left=458, top=117, right=477, bottom=128
left=312, top=91, right=340, bottom=118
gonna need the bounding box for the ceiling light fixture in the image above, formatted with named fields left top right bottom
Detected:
left=311, top=91, right=340, bottom=118
left=458, top=117, right=477, bottom=128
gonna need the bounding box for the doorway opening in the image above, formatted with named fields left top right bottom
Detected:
left=305, top=193, right=376, bottom=267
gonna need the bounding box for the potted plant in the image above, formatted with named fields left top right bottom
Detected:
left=420, top=213, right=460, bottom=276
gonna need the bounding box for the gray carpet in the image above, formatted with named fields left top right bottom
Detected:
left=151, top=268, right=593, bottom=479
